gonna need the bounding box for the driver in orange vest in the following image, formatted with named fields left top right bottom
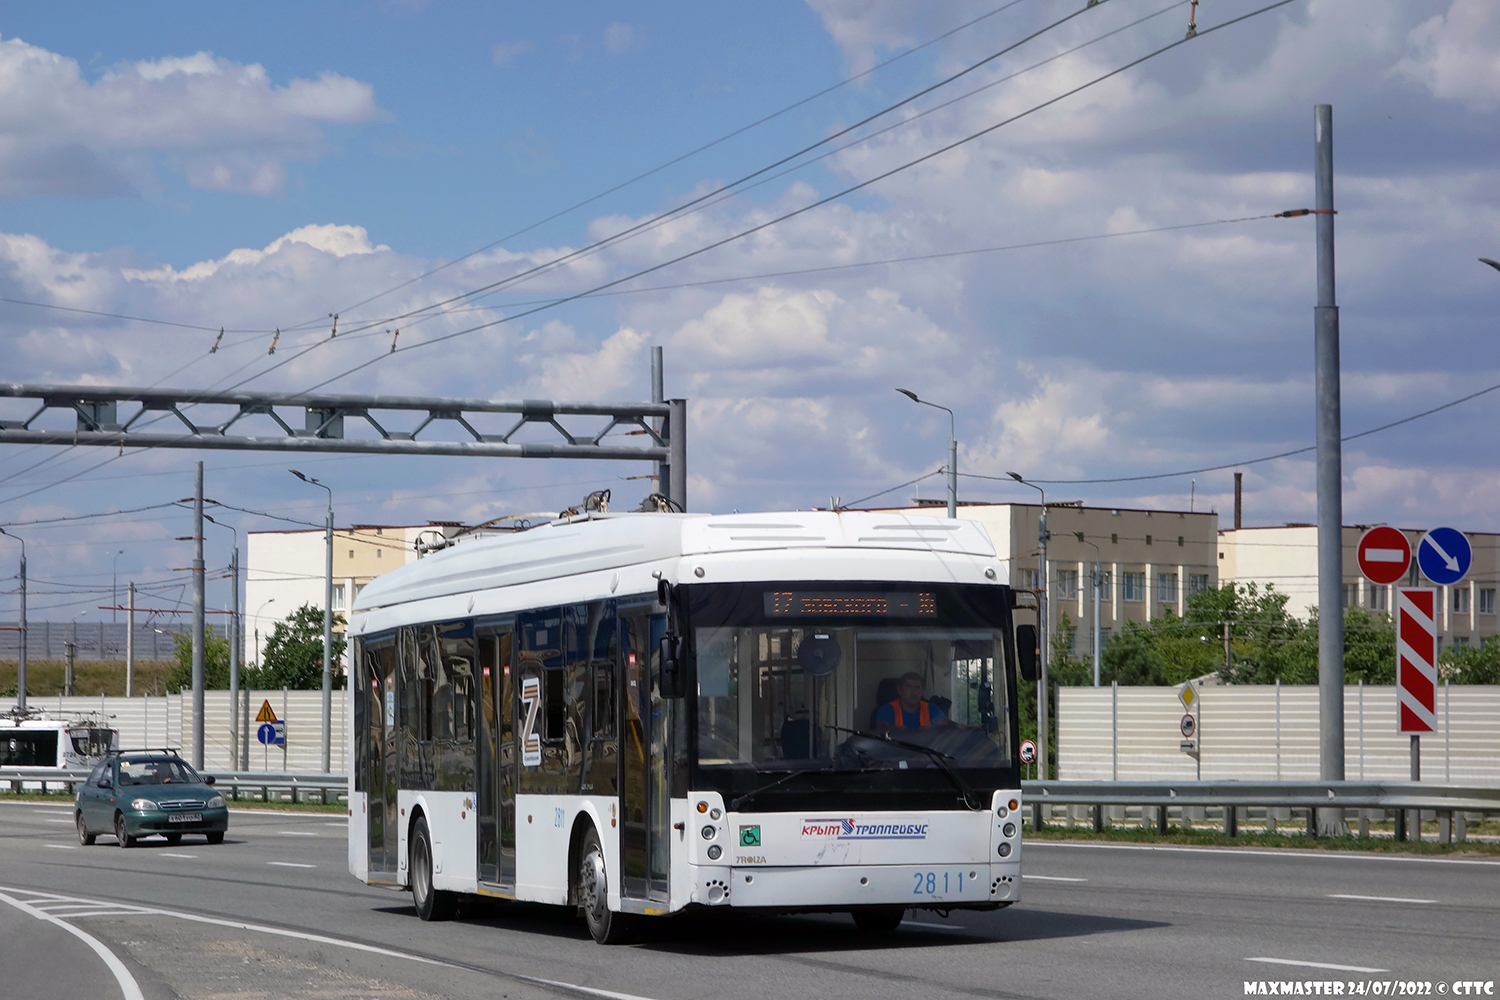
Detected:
left=874, top=672, right=948, bottom=730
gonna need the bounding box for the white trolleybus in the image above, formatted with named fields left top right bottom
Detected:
left=347, top=509, right=1037, bottom=943
left=2, top=707, right=118, bottom=770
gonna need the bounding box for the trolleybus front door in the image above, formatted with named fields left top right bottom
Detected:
left=477, top=627, right=516, bottom=889
left=620, top=612, right=670, bottom=901
left=363, top=639, right=399, bottom=882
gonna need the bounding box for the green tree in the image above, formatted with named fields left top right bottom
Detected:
left=260, top=603, right=347, bottom=690
left=1441, top=639, right=1500, bottom=684
left=167, top=630, right=232, bottom=692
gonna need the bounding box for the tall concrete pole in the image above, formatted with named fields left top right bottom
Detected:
left=192, top=461, right=206, bottom=770
left=652, top=346, right=666, bottom=495
left=16, top=542, right=26, bottom=711
left=322, top=505, right=334, bottom=773
left=667, top=398, right=688, bottom=512
left=1038, top=504, right=1048, bottom=777
left=1314, top=104, right=1346, bottom=834
left=228, top=545, right=240, bottom=771
left=946, top=437, right=958, bottom=519
left=125, top=582, right=135, bottom=698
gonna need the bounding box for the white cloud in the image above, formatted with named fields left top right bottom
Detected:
left=603, top=23, right=638, bottom=55
left=1395, top=0, right=1500, bottom=111
left=491, top=40, right=533, bottom=67
left=0, top=35, right=382, bottom=196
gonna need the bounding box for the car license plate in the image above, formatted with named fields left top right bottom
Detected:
left=168, top=812, right=202, bottom=823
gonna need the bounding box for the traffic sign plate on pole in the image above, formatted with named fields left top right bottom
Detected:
left=1357, top=525, right=1411, bottom=585
left=256, top=721, right=286, bottom=746
left=1180, top=714, right=1196, bottom=739
left=1178, top=684, right=1196, bottom=712
left=1019, top=740, right=1036, bottom=765
left=255, top=699, right=278, bottom=723
left=1396, top=588, right=1437, bottom=734
left=1417, top=527, right=1471, bottom=586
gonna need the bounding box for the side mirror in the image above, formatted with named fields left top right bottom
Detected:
left=657, top=577, right=672, bottom=606
left=1016, top=624, right=1039, bottom=683
left=204, top=774, right=216, bottom=786
left=98, top=778, right=112, bottom=790
left=660, top=634, right=687, bottom=699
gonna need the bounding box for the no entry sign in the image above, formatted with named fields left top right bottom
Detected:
left=1357, top=526, right=1411, bottom=585
left=1396, top=587, right=1437, bottom=734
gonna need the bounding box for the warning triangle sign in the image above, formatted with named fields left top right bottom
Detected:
left=255, top=700, right=278, bottom=723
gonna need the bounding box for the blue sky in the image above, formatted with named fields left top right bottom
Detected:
left=2, top=0, right=1499, bottom=624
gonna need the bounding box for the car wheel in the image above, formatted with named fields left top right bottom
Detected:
left=577, top=826, right=635, bottom=944
left=410, top=816, right=456, bottom=921
left=114, top=812, right=135, bottom=849
left=76, top=812, right=95, bottom=846
left=851, top=907, right=905, bottom=933
left=165, top=833, right=182, bottom=845
left=206, top=831, right=224, bottom=845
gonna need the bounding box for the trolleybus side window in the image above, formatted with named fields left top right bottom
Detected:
left=1, top=730, right=58, bottom=767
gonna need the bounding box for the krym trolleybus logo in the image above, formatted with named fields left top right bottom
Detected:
left=800, top=818, right=929, bottom=840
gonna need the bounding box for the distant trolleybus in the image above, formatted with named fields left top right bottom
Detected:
left=347, top=510, right=1036, bottom=942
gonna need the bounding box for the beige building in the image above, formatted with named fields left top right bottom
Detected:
left=245, top=523, right=463, bottom=665
left=1218, top=524, right=1499, bottom=652
left=878, top=501, right=1221, bottom=654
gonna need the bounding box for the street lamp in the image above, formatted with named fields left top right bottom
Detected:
left=1007, top=471, right=1049, bottom=780
left=896, top=389, right=957, bottom=518
left=1480, top=258, right=1500, bottom=273
left=290, top=469, right=335, bottom=773
left=0, top=528, right=27, bottom=711
left=203, top=514, right=243, bottom=770
left=253, top=598, right=277, bottom=665
left=1075, top=531, right=1105, bottom=687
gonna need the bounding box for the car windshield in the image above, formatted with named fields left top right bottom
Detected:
left=117, top=758, right=199, bottom=786
left=690, top=583, right=1012, bottom=777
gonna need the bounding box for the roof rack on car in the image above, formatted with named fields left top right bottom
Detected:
left=106, top=747, right=182, bottom=757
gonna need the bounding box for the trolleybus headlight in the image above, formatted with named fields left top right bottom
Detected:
left=1003, top=822, right=1017, bottom=838
left=709, top=808, right=722, bottom=820
left=998, top=842, right=1012, bottom=858
left=701, top=825, right=717, bottom=840
left=707, top=844, right=722, bottom=860
left=996, top=806, right=1008, bottom=818
left=131, top=798, right=157, bottom=811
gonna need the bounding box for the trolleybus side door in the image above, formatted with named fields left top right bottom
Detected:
left=362, top=635, right=399, bottom=881
left=619, top=609, right=671, bottom=901
left=476, top=625, right=515, bottom=888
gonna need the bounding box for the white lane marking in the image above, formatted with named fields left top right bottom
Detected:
left=519, top=976, right=663, bottom=1000
left=160, top=853, right=197, bottom=859
left=322, top=822, right=347, bottom=827
left=45, top=819, right=75, bottom=824
left=1023, top=874, right=1088, bottom=882
left=1027, top=841, right=1500, bottom=866
left=1, top=884, right=670, bottom=1000
left=1327, top=893, right=1436, bottom=904
left=1247, top=957, right=1387, bottom=974
left=32, top=809, right=74, bottom=815
left=278, top=831, right=318, bottom=836
left=44, top=844, right=78, bottom=850
left=0, top=890, right=145, bottom=1000
left=267, top=862, right=316, bottom=868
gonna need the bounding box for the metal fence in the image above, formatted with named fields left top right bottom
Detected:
left=1057, top=683, right=1500, bottom=783
left=0, top=620, right=226, bottom=660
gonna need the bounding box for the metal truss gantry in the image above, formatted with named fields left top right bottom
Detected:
left=0, top=383, right=687, bottom=507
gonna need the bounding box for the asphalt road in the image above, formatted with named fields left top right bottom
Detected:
left=2, top=801, right=1497, bottom=1000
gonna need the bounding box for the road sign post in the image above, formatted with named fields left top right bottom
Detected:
left=1396, top=586, right=1437, bottom=842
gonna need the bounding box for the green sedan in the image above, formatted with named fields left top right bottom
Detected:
left=74, top=751, right=229, bottom=847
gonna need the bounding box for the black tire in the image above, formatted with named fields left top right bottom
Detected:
left=165, top=833, right=182, bottom=845
left=114, top=812, right=135, bottom=849
left=76, top=812, right=95, bottom=846
left=206, top=831, right=224, bottom=845
left=851, top=907, right=905, bottom=933
left=410, top=816, right=456, bottom=921
left=577, top=827, right=635, bottom=944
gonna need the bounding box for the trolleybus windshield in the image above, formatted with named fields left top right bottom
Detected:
left=686, top=581, right=1016, bottom=810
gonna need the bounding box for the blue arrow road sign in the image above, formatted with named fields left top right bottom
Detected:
left=256, top=722, right=286, bottom=746
left=1418, top=527, right=1471, bottom=586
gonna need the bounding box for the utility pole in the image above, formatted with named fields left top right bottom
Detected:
left=125, top=582, right=135, bottom=698
left=228, top=545, right=240, bottom=771
left=191, top=461, right=206, bottom=770
left=1314, top=104, right=1346, bottom=835
left=64, top=638, right=75, bottom=696
left=1223, top=621, right=1231, bottom=674
left=1009, top=473, right=1048, bottom=777
left=652, top=346, right=666, bottom=495
left=0, top=528, right=27, bottom=711
left=322, top=502, right=333, bottom=773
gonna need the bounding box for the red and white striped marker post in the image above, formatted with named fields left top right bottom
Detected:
left=1396, top=588, right=1438, bottom=735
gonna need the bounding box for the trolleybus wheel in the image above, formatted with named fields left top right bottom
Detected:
left=410, top=816, right=456, bottom=921
left=577, top=827, right=634, bottom=944
left=851, top=907, right=904, bottom=933
left=114, top=812, right=136, bottom=849
left=76, top=812, right=94, bottom=846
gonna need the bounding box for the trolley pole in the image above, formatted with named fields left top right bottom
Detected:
left=192, top=461, right=206, bottom=770
left=1313, top=104, right=1346, bottom=835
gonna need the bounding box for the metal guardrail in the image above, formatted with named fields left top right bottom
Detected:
left=1021, top=780, right=1500, bottom=843
left=0, top=767, right=349, bottom=805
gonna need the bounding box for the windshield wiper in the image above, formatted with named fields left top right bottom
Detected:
left=827, top=725, right=983, bottom=810
left=729, top=767, right=834, bottom=811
